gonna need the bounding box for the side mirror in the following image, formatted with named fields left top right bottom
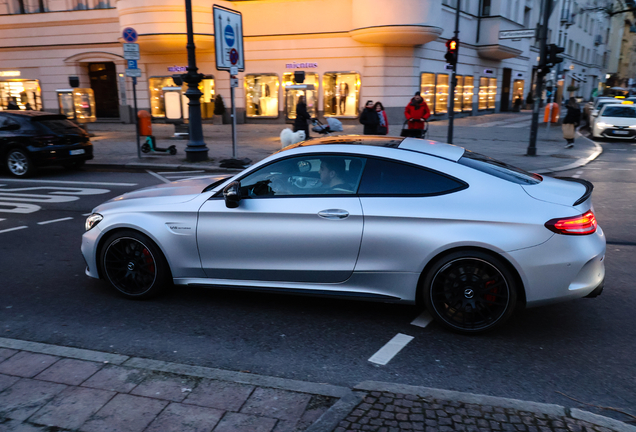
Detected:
left=223, top=181, right=241, bottom=208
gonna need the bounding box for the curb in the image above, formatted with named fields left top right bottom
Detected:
left=0, top=337, right=633, bottom=432
left=535, top=127, right=603, bottom=175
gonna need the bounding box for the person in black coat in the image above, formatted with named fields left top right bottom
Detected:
left=293, top=95, right=311, bottom=139
left=359, top=100, right=379, bottom=135
left=562, top=98, right=581, bottom=148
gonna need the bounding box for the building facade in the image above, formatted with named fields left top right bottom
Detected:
left=0, top=0, right=616, bottom=124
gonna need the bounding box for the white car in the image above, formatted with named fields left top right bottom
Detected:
left=591, top=103, right=636, bottom=139
left=81, top=136, right=606, bottom=334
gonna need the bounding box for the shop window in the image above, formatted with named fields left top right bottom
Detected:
left=513, top=79, right=524, bottom=105
left=323, top=72, right=361, bottom=117
left=420, top=73, right=435, bottom=112
left=478, top=77, right=488, bottom=110
left=148, top=77, right=215, bottom=119
left=487, top=77, right=497, bottom=109
left=0, top=80, right=42, bottom=111
left=463, top=76, right=474, bottom=112
left=283, top=72, right=318, bottom=120
left=453, top=75, right=463, bottom=112
left=245, top=74, right=279, bottom=118
left=435, top=74, right=449, bottom=115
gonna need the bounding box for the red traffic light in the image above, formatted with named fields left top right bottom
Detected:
left=446, top=38, right=459, bottom=52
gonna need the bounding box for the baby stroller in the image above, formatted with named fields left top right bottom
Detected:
left=400, top=119, right=428, bottom=139
left=312, top=117, right=344, bottom=135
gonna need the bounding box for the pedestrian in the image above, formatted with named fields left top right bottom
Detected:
left=562, top=98, right=581, bottom=149
left=525, top=91, right=534, bottom=110
left=359, top=100, right=379, bottom=135
left=6, top=97, right=19, bottom=110
left=404, top=92, right=430, bottom=134
left=293, top=95, right=311, bottom=139
left=374, top=101, right=389, bottom=135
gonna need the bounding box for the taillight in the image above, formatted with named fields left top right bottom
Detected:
left=33, top=135, right=57, bottom=146
left=545, top=210, right=597, bottom=235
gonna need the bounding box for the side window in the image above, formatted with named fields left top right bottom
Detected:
left=239, top=155, right=366, bottom=197
left=358, top=158, right=466, bottom=196
left=0, top=117, right=20, bottom=131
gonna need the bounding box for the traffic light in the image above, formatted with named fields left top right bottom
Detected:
left=445, top=38, right=459, bottom=66
left=546, top=44, right=565, bottom=66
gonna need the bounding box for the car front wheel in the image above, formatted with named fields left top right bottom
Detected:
left=423, top=251, right=518, bottom=334
left=99, top=230, right=170, bottom=299
left=6, top=148, right=34, bottom=177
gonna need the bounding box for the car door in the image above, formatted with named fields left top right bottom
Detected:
left=196, top=154, right=366, bottom=284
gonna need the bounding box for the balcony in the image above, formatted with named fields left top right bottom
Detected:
left=476, top=16, right=524, bottom=61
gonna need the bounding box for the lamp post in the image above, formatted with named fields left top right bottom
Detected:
left=183, top=0, right=209, bottom=162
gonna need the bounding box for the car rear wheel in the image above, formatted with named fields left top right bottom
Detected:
left=6, top=148, right=35, bottom=177
left=423, top=251, right=517, bottom=334
left=99, top=230, right=170, bottom=299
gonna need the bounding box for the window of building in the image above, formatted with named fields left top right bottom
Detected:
left=487, top=78, right=497, bottom=110
left=323, top=72, right=360, bottom=117
left=453, top=75, right=463, bottom=113
left=568, top=40, right=573, bottom=55
left=435, top=74, right=449, bottom=114
left=462, top=76, right=474, bottom=112
left=148, top=76, right=215, bottom=119
left=283, top=72, right=318, bottom=120
left=481, top=0, right=490, bottom=16
left=523, top=6, right=531, bottom=28
left=245, top=74, right=279, bottom=118
left=0, top=80, right=42, bottom=111
left=513, top=79, right=524, bottom=104
left=479, top=77, right=496, bottom=110
left=420, top=73, right=435, bottom=112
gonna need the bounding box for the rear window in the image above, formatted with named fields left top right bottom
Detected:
left=458, top=151, right=542, bottom=185
left=37, top=118, right=86, bottom=135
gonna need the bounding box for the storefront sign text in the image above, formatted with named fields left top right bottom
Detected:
left=286, top=62, right=318, bottom=69
left=168, top=66, right=187, bottom=72
left=0, top=71, right=20, bottom=77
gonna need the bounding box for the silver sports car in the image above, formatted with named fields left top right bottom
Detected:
left=82, top=136, right=605, bottom=333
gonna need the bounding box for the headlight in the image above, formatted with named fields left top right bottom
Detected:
left=628, top=125, right=636, bottom=129
left=85, top=213, right=103, bottom=231
left=596, top=122, right=612, bottom=128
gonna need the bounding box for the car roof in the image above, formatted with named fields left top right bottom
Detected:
left=0, top=111, right=67, bottom=120
left=284, top=135, right=466, bottom=162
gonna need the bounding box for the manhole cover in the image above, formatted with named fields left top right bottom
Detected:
left=550, top=154, right=578, bottom=159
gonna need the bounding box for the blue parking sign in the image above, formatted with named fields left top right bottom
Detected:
left=127, top=60, right=138, bottom=70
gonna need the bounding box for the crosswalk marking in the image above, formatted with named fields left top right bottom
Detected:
left=0, top=226, right=28, bottom=234
left=37, top=217, right=74, bottom=225
left=411, top=311, right=434, bottom=328
left=368, top=333, right=414, bottom=366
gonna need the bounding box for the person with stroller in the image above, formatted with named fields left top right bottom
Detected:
left=404, top=92, right=430, bottom=136
left=374, top=102, right=389, bottom=135
left=359, top=100, right=379, bottom=135
left=293, top=95, right=311, bottom=139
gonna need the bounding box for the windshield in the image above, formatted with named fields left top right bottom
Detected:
left=458, top=151, right=542, bottom=185
left=601, top=106, right=636, bottom=118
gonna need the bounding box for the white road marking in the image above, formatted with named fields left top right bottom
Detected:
left=368, top=333, right=414, bottom=366
left=609, top=168, right=632, bottom=170
left=157, top=170, right=205, bottom=175
left=608, top=149, right=628, bottom=151
left=37, top=217, right=73, bottom=225
left=146, top=170, right=171, bottom=184
left=82, top=213, right=91, bottom=216
left=572, top=170, right=583, bottom=179
left=0, top=179, right=136, bottom=187
left=0, top=218, right=5, bottom=222
left=474, top=120, right=513, bottom=127
left=411, top=311, right=434, bottom=328
left=0, top=202, right=41, bottom=214
left=0, top=226, right=28, bottom=234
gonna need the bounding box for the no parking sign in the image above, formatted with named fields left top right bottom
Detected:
left=213, top=5, right=244, bottom=71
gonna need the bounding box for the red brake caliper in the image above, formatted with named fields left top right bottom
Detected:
left=142, top=249, right=155, bottom=273
left=484, top=280, right=498, bottom=303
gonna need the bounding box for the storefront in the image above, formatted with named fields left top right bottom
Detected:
left=0, top=71, right=42, bottom=111
left=478, top=76, right=497, bottom=110
left=421, top=72, right=475, bottom=115
left=283, top=72, right=318, bottom=120
left=322, top=72, right=360, bottom=118
left=148, top=73, right=215, bottom=120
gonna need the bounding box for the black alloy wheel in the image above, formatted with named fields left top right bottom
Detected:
left=100, top=230, right=170, bottom=299
left=6, top=148, right=34, bottom=177
left=423, top=251, right=517, bottom=334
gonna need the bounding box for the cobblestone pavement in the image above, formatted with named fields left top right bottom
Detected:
left=0, top=339, right=634, bottom=432
left=335, top=391, right=624, bottom=432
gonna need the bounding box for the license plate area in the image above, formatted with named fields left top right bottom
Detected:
left=69, top=149, right=85, bottom=155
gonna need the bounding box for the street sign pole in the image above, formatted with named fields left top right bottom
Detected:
left=527, top=0, right=552, bottom=156
left=447, top=0, right=460, bottom=144
left=133, top=76, right=140, bottom=159
left=230, top=66, right=238, bottom=158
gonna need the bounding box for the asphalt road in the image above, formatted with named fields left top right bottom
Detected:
left=0, top=146, right=634, bottom=424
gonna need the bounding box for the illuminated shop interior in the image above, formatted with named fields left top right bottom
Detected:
left=323, top=72, right=360, bottom=117
left=149, top=77, right=215, bottom=118
left=283, top=72, right=318, bottom=120
left=421, top=73, right=474, bottom=114
left=513, top=79, right=525, bottom=103
left=0, top=79, right=42, bottom=110
left=57, top=88, right=96, bottom=122
left=479, top=77, right=497, bottom=110
left=245, top=74, right=280, bottom=118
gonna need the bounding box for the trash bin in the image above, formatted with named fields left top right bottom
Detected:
left=543, top=103, right=560, bottom=123
left=138, top=110, right=152, bottom=136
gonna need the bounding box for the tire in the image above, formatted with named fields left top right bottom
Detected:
left=99, top=230, right=171, bottom=299
left=5, top=148, right=35, bottom=177
left=141, top=143, right=151, bottom=153
left=422, top=250, right=518, bottom=334
left=62, top=160, right=85, bottom=170
left=169, top=146, right=177, bottom=155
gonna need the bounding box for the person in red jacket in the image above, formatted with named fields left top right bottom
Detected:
left=404, top=92, right=430, bottom=130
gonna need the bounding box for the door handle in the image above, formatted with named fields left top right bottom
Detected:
left=318, top=209, right=349, bottom=219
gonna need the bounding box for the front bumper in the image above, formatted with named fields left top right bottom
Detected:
left=596, top=127, right=636, bottom=139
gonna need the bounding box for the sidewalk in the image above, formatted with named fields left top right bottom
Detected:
left=83, top=112, right=601, bottom=175
left=0, top=337, right=634, bottom=432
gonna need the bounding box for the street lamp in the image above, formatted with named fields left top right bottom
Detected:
left=183, top=0, right=209, bottom=162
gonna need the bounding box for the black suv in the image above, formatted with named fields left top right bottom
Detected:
left=0, top=111, right=93, bottom=177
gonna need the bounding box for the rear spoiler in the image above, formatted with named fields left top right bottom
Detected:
left=555, top=177, right=594, bottom=206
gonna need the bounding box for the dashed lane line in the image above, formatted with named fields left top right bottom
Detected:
left=411, top=311, right=434, bottom=328
left=572, top=170, right=583, bottom=179
left=0, top=226, right=28, bottom=234
left=37, top=217, right=74, bottom=225
left=0, top=179, right=137, bottom=187
left=146, top=170, right=171, bottom=184
left=609, top=168, right=633, bottom=170
left=368, top=333, right=414, bottom=366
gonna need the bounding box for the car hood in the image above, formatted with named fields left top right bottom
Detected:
left=105, top=175, right=230, bottom=204
left=521, top=176, right=588, bottom=206
left=598, top=116, right=636, bottom=127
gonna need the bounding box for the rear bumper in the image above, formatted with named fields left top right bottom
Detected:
left=29, top=143, right=94, bottom=166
